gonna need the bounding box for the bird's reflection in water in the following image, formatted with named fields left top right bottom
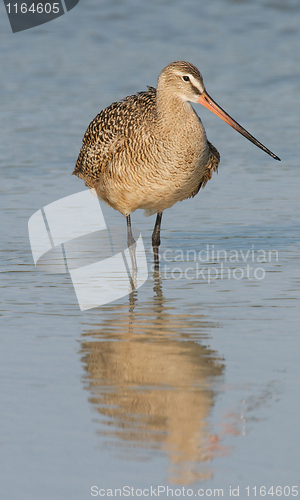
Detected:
left=80, top=261, right=226, bottom=484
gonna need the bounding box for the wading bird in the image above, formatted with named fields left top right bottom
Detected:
left=73, top=61, right=280, bottom=256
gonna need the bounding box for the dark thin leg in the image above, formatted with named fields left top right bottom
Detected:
left=126, top=214, right=136, bottom=248
left=152, top=212, right=163, bottom=247
left=126, top=214, right=137, bottom=282
left=152, top=212, right=163, bottom=268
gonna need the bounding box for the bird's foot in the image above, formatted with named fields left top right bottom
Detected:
left=152, top=244, right=160, bottom=272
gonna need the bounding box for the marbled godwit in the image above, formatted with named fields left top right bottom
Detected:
left=73, top=61, right=280, bottom=253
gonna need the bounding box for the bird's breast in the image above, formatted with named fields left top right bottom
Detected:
left=95, top=100, right=212, bottom=216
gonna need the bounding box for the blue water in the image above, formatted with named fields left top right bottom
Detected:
left=0, top=0, right=300, bottom=498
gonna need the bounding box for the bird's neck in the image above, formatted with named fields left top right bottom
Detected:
left=155, top=91, right=206, bottom=145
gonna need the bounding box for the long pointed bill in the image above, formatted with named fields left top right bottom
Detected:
left=197, top=91, right=280, bottom=161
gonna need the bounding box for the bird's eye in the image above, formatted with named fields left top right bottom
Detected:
left=182, top=76, right=190, bottom=82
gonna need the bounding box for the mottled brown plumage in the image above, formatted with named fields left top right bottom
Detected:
left=73, top=61, right=279, bottom=251
left=73, top=62, right=219, bottom=219
left=74, top=87, right=160, bottom=191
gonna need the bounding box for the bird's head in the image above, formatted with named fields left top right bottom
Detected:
left=158, top=61, right=206, bottom=103
left=158, top=61, right=280, bottom=161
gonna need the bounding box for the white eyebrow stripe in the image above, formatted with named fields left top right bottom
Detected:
left=188, top=74, right=205, bottom=93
